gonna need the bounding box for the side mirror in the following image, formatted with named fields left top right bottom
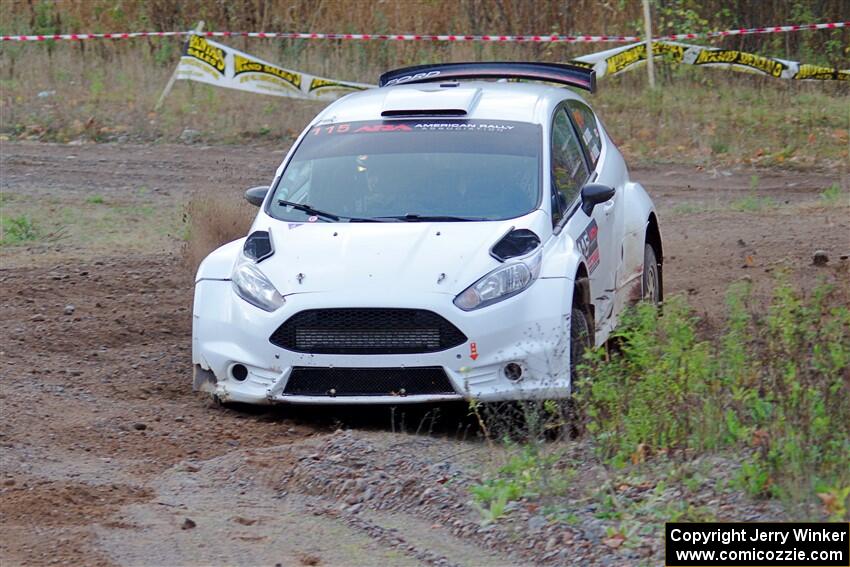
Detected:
left=580, top=183, right=615, bottom=216
left=245, top=186, right=269, bottom=207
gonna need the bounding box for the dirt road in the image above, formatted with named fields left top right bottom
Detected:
left=1, top=142, right=847, bottom=566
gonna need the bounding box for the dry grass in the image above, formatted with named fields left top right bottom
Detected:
left=182, top=189, right=255, bottom=275
left=1, top=39, right=848, bottom=170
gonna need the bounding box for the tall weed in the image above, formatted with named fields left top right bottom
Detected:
left=577, top=280, right=850, bottom=516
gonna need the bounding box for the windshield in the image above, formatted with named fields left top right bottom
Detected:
left=267, top=119, right=541, bottom=222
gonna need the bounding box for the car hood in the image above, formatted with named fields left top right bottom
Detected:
left=256, top=211, right=549, bottom=297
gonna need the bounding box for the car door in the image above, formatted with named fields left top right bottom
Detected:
left=570, top=101, right=626, bottom=338
left=551, top=103, right=621, bottom=344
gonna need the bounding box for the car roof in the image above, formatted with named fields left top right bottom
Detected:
left=314, top=81, right=589, bottom=126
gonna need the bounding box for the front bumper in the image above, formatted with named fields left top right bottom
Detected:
left=192, top=278, right=572, bottom=404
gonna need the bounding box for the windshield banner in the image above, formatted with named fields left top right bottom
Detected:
left=569, top=40, right=849, bottom=81
left=176, top=35, right=373, bottom=100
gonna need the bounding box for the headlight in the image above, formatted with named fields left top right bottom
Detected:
left=231, top=256, right=285, bottom=312
left=454, top=252, right=542, bottom=311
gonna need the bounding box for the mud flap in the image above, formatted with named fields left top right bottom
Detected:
left=192, top=365, right=217, bottom=393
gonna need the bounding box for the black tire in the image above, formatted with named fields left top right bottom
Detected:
left=570, top=306, right=592, bottom=378
left=642, top=243, right=661, bottom=306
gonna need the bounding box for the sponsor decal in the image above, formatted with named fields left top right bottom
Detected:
left=414, top=123, right=515, bottom=132
left=794, top=63, right=850, bottom=81
left=184, top=35, right=225, bottom=74
left=577, top=219, right=600, bottom=274
left=309, top=76, right=369, bottom=93
left=383, top=70, right=442, bottom=86
left=354, top=124, right=413, bottom=133
left=601, top=41, right=685, bottom=76
left=175, top=36, right=373, bottom=101
left=233, top=53, right=302, bottom=90
left=693, top=48, right=786, bottom=77
left=308, top=121, right=524, bottom=136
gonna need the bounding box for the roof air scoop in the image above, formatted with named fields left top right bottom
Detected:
left=490, top=228, right=541, bottom=262
left=380, top=87, right=481, bottom=117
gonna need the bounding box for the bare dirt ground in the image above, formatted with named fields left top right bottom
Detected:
left=1, top=141, right=848, bottom=566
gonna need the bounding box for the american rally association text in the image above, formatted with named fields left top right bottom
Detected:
left=669, top=526, right=848, bottom=547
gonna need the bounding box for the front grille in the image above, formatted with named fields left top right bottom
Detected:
left=269, top=308, right=467, bottom=354
left=283, top=366, right=457, bottom=397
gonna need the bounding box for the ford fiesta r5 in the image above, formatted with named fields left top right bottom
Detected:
left=191, top=62, right=663, bottom=405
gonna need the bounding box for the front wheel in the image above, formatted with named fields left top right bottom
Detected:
left=570, top=306, right=592, bottom=377
left=642, top=243, right=661, bottom=306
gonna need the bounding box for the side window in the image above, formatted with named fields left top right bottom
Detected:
left=567, top=101, right=602, bottom=168
left=551, top=107, right=589, bottom=223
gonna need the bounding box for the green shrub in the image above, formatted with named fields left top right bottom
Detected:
left=819, top=183, right=844, bottom=204
left=1, top=214, right=40, bottom=245
left=577, top=280, right=850, bottom=516
left=578, top=298, right=718, bottom=464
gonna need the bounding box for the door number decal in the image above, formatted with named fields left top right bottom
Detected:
left=577, top=219, right=600, bottom=274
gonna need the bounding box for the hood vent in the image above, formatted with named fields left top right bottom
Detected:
left=380, top=87, right=481, bottom=117
left=243, top=230, right=274, bottom=262
left=490, top=228, right=540, bottom=262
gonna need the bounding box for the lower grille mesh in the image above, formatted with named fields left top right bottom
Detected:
left=269, top=308, right=467, bottom=354
left=283, top=366, right=456, bottom=397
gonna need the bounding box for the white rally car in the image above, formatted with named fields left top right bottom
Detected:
left=192, top=62, right=662, bottom=405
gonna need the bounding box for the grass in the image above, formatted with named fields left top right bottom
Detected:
left=579, top=281, right=849, bottom=514
left=671, top=202, right=720, bottom=215
left=730, top=194, right=777, bottom=212
left=1, top=214, right=40, bottom=245
left=471, top=444, right=573, bottom=523
left=820, top=183, right=846, bottom=205
left=472, top=279, right=850, bottom=524
left=729, top=175, right=775, bottom=212
left=0, top=192, right=184, bottom=257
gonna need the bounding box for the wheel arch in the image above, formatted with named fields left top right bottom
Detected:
left=195, top=238, right=245, bottom=282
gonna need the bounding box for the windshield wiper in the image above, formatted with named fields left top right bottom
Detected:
left=278, top=200, right=392, bottom=223
left=374, top=214, right=487, bottom=222
left=278, top=200, right=339, bottom=221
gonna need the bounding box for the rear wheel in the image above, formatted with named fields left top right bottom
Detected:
left=642, top=243, right=660, bottom=306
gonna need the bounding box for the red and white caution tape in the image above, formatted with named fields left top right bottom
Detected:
left=2, top=21, right=847, bottom=43
left=657, top=21, right=848, bottom=41
left=1, top=31, right=185, bottom=41
left=197, top=31, right=642, bottom=42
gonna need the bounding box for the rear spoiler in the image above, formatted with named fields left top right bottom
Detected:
left=378, top=62, right=596, bottom=93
